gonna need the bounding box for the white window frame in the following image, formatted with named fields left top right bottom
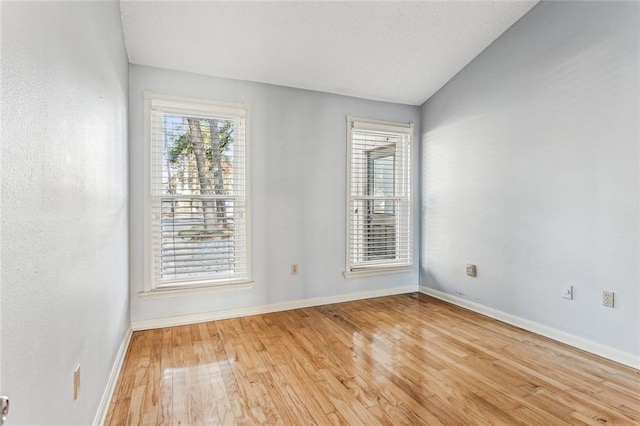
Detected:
left=344, top=116, right=414, bottom=278
left=142, top=92, right=252, bottom=296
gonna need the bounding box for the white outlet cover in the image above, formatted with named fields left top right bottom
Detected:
left=562, top=285, right=573, bottom=300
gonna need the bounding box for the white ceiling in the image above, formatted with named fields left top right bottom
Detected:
left=120, top=1, right=538, bottom=106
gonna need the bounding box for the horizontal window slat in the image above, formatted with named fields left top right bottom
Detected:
left=149, top=101, right=250, bottom=289
left=346, top=118, right=412, bottom=272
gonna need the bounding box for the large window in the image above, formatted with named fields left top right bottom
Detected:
left=145, top=93, right=250, bottom=291
left=346, top=117, right=413, bottom=275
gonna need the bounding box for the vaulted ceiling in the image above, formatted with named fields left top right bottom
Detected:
left=119, top=1, right=538, bottom=106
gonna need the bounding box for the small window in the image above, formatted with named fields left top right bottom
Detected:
left=345, top=117, right=413, bottom=275
left=145, top=93, right=250, bottom=291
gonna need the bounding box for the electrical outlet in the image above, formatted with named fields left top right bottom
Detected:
left=466, top=264, right=477, bottom=277
left=291, top=264, right=298, bottom=275
left=562, top=285, right=573, bottom=300
left=73, top=365, right=81, bottom=400
left=602, top=291, right=614, bottom=308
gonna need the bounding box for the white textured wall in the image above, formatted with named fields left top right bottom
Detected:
left=1, top=1, right=129, bottom=424
left=129, top=65, right=420, bottom=323
left=421, top=1, right=639, bottom=356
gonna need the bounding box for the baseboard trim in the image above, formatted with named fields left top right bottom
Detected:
left=419, top=286, right=639, bottom=370
left=93, top=326, right=133, bottom=426
left=132, top=284, right=418, bottom=331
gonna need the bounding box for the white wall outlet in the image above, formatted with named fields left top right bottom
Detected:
left=73, top=365, right=81, bottom=400
left=466, top=264, right=477, bottom=277
left=602, top=291, right=614, bottom=308
left=562, top=285, right=573, bottom=300
left=291, top=264, right=298, bottom=275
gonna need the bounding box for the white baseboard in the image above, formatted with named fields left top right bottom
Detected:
left=93, top=326, right=133, bottom=426
left=419, top=286, right=639, bottom=370
left=93, top=284, right=637, bottom=425
left=132, top=284, right=418, bottom=331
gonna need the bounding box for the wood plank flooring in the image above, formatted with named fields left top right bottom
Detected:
left=105, top=293, right=640, bottom=425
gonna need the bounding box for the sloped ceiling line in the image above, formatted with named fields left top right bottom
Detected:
left=120, top=1, right=538, bottom=106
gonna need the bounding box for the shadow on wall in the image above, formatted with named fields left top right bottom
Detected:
left=420, top=268, right=444, bottom=292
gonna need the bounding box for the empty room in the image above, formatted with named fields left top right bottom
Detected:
left=1, top=0, right=638, bottom=424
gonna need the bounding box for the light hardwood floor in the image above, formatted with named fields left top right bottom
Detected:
left=106, top=293, right=640, bottom=425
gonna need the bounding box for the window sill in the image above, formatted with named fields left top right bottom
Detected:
left=342, top=266, right=415, bottom=279
left=139, top=280, right=254, bottom=299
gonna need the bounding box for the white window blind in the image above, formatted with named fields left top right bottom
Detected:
left=346, top=117, right=413, bottom=273
left=147, top=95, right=250, bottom=289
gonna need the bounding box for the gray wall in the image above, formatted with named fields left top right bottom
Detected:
left=421, top=1, right=639, bottom=356
left=129, top=65, right=420, bottom=323
left=1, top=1, right=129, bottom=424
